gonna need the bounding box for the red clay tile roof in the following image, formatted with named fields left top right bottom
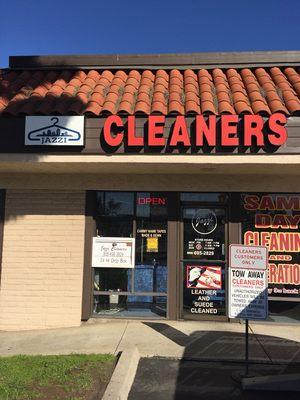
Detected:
left=1, top=66, right=300, bottom=116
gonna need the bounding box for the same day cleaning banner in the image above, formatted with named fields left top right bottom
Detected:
left=242, top=194, right=300, bottom=298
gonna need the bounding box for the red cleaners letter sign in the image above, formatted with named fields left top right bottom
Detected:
left=100, top=114, right=287, bottom=153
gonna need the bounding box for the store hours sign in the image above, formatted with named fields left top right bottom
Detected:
left=183, top=208, right=225, bottom=260
left=92, top=237, right=135, bottom=269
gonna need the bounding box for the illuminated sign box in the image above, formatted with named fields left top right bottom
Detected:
left=25, top=116, right=84, bottom=146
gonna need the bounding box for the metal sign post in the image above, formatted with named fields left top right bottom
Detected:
left=228, top=244, right=268, bottom=379
left=245, top=319, right=249, bottom=377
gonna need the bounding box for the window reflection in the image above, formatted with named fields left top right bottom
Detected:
left=94, top=268, right=128, bottom=292
left=96, top=192, right=134, bottom=237
left=93, top=294, right=167, bottom=317
left=96, top=218, right=133, bottom=238
left=97, top=192, right=134, bottom=216
left=269, top=301, right=300, bottom=324
left=181, top=193, right=228, bottom=203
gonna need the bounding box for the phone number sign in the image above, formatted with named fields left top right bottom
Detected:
left=92, top=237, right=135, bottom=269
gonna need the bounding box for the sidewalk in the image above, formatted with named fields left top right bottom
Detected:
left=0, top=319, right=299, bottom=363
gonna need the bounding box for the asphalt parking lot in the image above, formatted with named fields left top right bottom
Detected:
left=129, top=358, right=300, bottom=400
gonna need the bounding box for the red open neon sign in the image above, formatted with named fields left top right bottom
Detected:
left=137, top=197, right=167, bottom=205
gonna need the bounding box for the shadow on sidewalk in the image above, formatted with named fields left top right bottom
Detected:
left=129, top=323, right=300, bottom=400
left=143, top=322, right=300, bottom=364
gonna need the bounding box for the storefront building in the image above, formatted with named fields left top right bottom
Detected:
left=0, top=52, right=300, bottom=330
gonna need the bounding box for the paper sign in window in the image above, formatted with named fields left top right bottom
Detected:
left=146, top=237, right=158, bottom=252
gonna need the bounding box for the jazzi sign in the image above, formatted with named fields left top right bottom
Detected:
left=228, top=244, right=268, bottom=320
left=25, top=116, right=84, bottom=146
left=92, top=237, right=135, bottom=269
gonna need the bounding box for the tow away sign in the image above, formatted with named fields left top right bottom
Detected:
left=228, top=245, right=268, bottom=320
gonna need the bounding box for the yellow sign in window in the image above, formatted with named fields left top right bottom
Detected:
left=147, top=237, right=158, bottom=252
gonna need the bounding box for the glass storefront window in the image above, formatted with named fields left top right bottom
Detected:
left=135, top=221, right=167, bottom=265
left=93, top=191, right=168, bottom=318
left=181, top=193, right=228, bottom=203
left=96, top=192, right=134, bottom=237
left=93, top=294, right=128, bottom=315
left=135, top=192, right=168, bottom=293
left=91, top=191, right=300, bottom=323
left=269, top=301, right=300, bottom=324
left=241, top=193, right=300, bottom=324
left=94, top=268, right=128, bottom=292
left=93, top=294, right=167, bottom=317
left=97, top=192, right=134, bottom=217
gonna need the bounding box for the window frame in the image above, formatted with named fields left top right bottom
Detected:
left=92, top=191, right=170, bottom=317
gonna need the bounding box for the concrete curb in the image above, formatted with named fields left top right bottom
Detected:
left=102, top=346, right=140, bottom=400
left=242, top=373, right=300, bottom=391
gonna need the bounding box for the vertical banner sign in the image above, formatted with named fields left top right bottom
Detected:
left=229, top=245, right=268, bottom=320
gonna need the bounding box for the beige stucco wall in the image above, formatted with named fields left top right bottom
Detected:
left=1, top=154, right=300, bottom=176
left=1, top=151, right=300, bottom=191
left=0, top=189, right=85, bottom=331
left=1, top=154, right=300, bottom=331
left=1, top=172, right=300, bottom=192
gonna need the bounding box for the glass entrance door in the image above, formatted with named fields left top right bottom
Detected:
left=93, top=191, right=168, bottom=319
left=181, top=206, right=227, bottom=320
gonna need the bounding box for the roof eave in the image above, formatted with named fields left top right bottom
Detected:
left=8, top=50, right=300, bottom=70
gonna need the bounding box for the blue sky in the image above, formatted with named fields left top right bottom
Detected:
left=1, top=0, right=300, bottom=68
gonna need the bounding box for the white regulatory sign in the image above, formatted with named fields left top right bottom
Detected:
left=92, top=237, right=135, bottom=269
left=228, top=267, right=268, bottom=320
left=228, top=244, right=268, bottom=320
left=229, top=244, right=268, bottom=270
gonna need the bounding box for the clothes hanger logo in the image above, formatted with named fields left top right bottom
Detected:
left=25, top=116, right=84, bottom=146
